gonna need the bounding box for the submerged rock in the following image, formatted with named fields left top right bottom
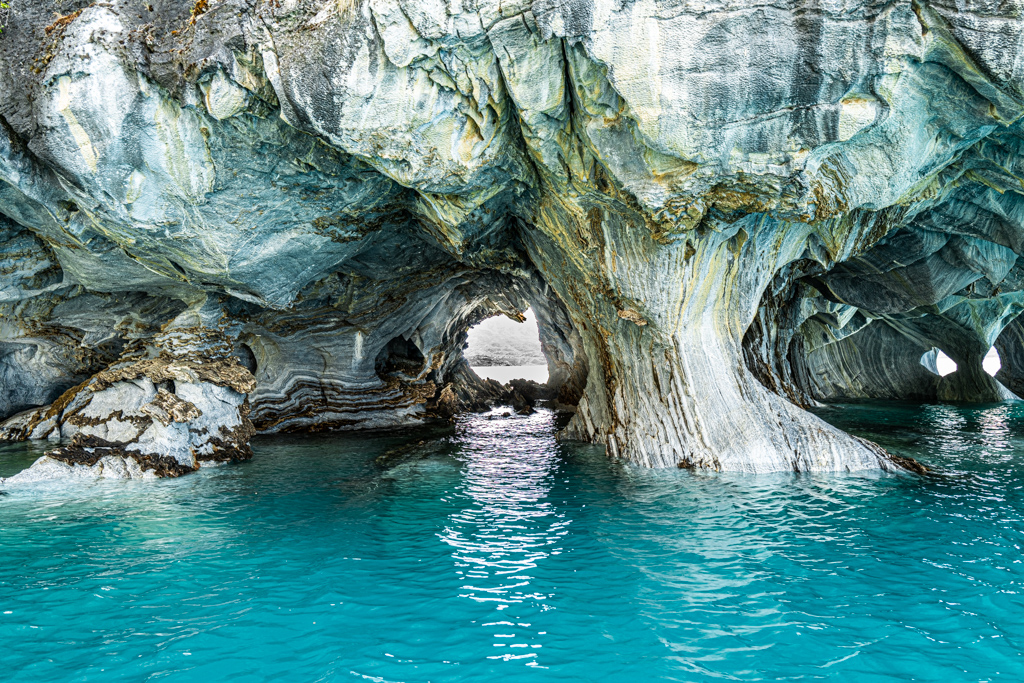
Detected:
left=3, top=1, right=1024, bottom=475
left=0, top=454, right=159, bottom=485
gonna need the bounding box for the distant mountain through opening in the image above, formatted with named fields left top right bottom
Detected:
left=466, top=309, right=548, bottom=384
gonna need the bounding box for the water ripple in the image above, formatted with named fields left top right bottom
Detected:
left=1, top=404, right=1024, bottom=680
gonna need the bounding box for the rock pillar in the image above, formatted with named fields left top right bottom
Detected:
left=527, top=203, right=896, bottom=472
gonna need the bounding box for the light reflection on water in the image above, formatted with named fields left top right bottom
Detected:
left=1, top=403, right=1024, bottom=681
left=439, top=410, right=566, bottom=664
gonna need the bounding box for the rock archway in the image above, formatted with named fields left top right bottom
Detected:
left=3, top=1, right=1024, bottom=478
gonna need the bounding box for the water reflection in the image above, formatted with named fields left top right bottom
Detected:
left=593, top=468, right=890, bottom=677
left=439, top=409, right=568, bottom=664
left=916, top=403, right=1016, bottom=466
left=4, top=402, right=1024, bottom=681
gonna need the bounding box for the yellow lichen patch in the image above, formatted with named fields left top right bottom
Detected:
left=189, top=0, right=210, bottom=26
left=125, top=170, right=146, bottom=204
left=617, top=308, right=648, bottom=326
left=646, top=148, right=699, bottom=184
left=456, top=116, right=485, bottom=165
left=727, top=229, right=748, bottom=257
left=152, top=98, right=216, bottom=203
left=200, top=71, right=249, bottom=120
left=838, top=96, right=879, bottom=141
left=44, top=9, right=82, bottom=36
left=56, top=77, right=99, bottom=173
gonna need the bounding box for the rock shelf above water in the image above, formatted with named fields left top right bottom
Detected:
left=3, top=0, right=1024, bottom=477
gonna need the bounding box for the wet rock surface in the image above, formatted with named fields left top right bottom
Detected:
left=2, top=1, right=1024, bottom=475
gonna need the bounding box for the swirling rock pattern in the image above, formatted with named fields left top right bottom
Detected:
left=2, top=0, right=1024, bottom=475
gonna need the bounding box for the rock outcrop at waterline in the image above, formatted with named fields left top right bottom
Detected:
left=2, top=0, right=1024, bottom=476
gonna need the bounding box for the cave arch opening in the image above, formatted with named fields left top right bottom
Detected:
left=984, top=347, right=1002, bottom=376
left=465, top=308, right=548, bottom=384
left=920, top=348, right=1002, bottom=377
left=921, top=349, right=957, bottom=376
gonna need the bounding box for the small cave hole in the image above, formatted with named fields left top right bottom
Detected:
left=984, top=346, right=1001, bottom=376
left=465, top=308, right=548, bottom=384
left=236, top=343, right=258, bottom=375
left=376, top=335, right=426, bottom=379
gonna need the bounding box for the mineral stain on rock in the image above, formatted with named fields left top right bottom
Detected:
left=2, top=0, right=1024, bottom=479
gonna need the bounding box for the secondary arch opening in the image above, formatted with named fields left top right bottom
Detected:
left=465, top=308, right=548, bottom=384
left=920, top=349, right=957, bottom=376
left=984, top=347, right=1002, bottom=376
left=920, top=347, right=1001, bottom=376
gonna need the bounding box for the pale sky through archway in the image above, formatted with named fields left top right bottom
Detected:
left=466, top=308, right=547, bottom=383
left=933, top=348, right=1001, bottom=377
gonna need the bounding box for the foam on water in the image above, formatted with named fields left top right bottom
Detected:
left=1, top=401, right=1023, bottom=681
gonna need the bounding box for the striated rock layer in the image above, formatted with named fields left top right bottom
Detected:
left=3, top=0, right=1024, bottom=476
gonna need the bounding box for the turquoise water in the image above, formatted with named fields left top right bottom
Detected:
left=2, top=402, right=1023, bottom=681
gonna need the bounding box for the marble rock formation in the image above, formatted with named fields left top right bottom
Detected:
left=2, top=0, right=1024, bottom=477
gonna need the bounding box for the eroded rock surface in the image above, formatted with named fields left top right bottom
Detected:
left=3, top=0, right=1024, bottom=475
